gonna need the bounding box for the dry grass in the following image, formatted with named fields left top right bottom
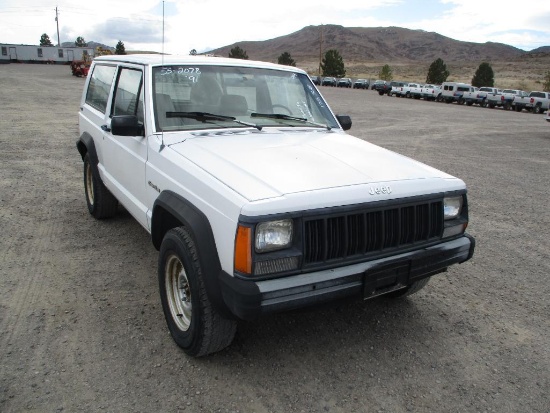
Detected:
left=300, top=54, right=550, bottom=91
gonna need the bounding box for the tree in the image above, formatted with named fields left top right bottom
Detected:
left=115, top=41, right=126, bottom=55
left=542, top=71, right=550, bottom=92
left=189, top=49, right=197, bottom=56
left=426, top=58, right=449, bottom=84
left=229, top=46, right=248, bottom=60
left=471, top=62, right=494, bottom=87
left=75, top=36, right=87, bottom=47
left=378, top=64, right=393, bottom=81
left=321, top=49, right=345, bottom=77
left=277, top=51, right=296, bottom=67
left=39, top=33, right=53, bottom=47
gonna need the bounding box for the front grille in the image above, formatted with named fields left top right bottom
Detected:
left=303, top=200, right=443, bottom=265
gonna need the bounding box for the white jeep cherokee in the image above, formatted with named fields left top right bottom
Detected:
left=77, top=54, right=475, bottom=357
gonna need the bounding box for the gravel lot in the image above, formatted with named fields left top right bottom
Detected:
left=1, top=64, right=549, bottom=413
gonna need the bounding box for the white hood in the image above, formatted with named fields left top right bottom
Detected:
left=168, top=129, right=455, bottom=202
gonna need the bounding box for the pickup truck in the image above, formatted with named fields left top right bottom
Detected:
left=512, top=91, right=550, bottom=114
left=487, top=89, right=528, bottom=110
left=389, top=81, right=409, bottom=97
left=420, top=84, right=442, bottom=101
left=462, top=87, right=487, bottom=107
left=407, top=83, right=423, bottom=99
left=76, top=54, right=475, bottom=357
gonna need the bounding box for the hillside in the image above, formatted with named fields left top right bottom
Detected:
left=209, top=25, right=529, bottom=64
left=208, top=24, right=549, bottom=89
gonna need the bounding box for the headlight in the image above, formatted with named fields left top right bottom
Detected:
left=255, top=219, right=293, bottom=252
left=444, top=196, right=463, bottom=220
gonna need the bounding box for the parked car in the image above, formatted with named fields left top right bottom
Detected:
left=373, top=80, right=392, bottom=95
left=76, top=54, right=474, bottom=357
left=371, top=80, right=382, bottom=90
left=353, top=79, right=369, bottom=89
left=322, top=77, right=337, bottom=86
left=310, top=75, right=321, bottom=85
left=337, top=77, right=352, bottom=88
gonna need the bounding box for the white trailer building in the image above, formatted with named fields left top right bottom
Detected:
left=0, top=43, right=95, bottom=64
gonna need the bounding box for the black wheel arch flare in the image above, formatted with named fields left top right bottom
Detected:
left=152, top=190, right=241, bottom=318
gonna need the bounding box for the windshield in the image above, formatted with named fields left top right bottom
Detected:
left=152, top=65, right=339, bottom=132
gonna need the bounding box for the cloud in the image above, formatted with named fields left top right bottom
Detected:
left=91, top=17, right=163, bottom=45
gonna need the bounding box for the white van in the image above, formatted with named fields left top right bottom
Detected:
left=441, top=82, right=473, bottom=104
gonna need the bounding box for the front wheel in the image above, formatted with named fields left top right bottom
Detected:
left=159, top=227, right=237, bottom=357
left=534, top=105, right=543, bottom=114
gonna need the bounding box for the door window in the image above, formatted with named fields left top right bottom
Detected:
left=85, top=64, right=116, bottom=113
left=112, top=68, right=144, bottom=123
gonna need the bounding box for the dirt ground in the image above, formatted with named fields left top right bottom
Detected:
left=1, top=63, right=549, bottom=413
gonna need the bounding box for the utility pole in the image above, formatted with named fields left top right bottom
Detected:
left=318, top=25, right=323, bottom=76
left=55, top=7, right=60, bottom=46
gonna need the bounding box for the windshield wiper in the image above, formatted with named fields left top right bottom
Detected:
left=251, top=112, right=331, bottom=130
left=166, top=112, right=262, bottom=130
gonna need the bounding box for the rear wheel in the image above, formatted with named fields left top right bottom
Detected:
left=83, top=153, right=118, bottom=219
left=159, top=227, right=237, bottom=357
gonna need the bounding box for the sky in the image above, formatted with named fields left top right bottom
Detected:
left=0, top=0, right=549, bottom=54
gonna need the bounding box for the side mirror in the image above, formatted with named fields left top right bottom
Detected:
left=336, top=115, right=352, bottom=131
left=111, top=115, right=144, bottom=136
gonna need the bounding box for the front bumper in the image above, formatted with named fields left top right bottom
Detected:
left=219, top=234, right=475, bottom=320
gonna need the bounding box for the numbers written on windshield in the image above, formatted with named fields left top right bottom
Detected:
left=159, top=67, right=201, bottom=83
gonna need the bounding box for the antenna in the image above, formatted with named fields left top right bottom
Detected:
left=159, top=0, right=165, bottom=152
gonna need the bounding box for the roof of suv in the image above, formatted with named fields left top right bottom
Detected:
left=92, top=54, right=305, bottom=73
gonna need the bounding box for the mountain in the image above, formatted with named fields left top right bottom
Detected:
left=61, top=41, right=114, bottom=51
left=208, top=25, right=538, bottom=64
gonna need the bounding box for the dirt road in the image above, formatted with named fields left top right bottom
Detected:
left=1, top=64, right=549, bottom=412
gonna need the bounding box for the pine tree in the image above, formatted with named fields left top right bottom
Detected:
left=75, top=36, right=87, bottom=47
left=378, top=64, right=393, bottom=81
left=40, top=33, right=53, bottom=47
left=229, top=46, right=248, bottom=60
left=426, top=58, right=449, bottom=84
left=471, top=62, right=494, bottom=87
left=542, top=71, right=550, bottom=92
left=115, top=41, right=126, bottom=55
left=278, top=52, right=296, bottom=67
left=321, top=49, right=346, bottom=78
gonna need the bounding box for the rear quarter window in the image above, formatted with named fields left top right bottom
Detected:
left=85, top=64, right=117, bottom=113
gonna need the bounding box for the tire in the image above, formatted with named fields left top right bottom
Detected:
left=481, top=100, right=488, bottom=108
left=386, top=277, right=430, bottom=299
left=488, top=103, right=495, bottom=108
left=466, top=101, right=473, bottom=106
left=159, top=227, right=237, bottom=357
left=378, top=91, right=384, bottom=96
left=534, top=105, right=543, bottom=114
left=503, top=102, right=511, bottom=111
left=515, top=105, right=522, bottom=112
left=457, top=97, right=464, bottom=105
left=83, top=153, right=118, bottom=219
